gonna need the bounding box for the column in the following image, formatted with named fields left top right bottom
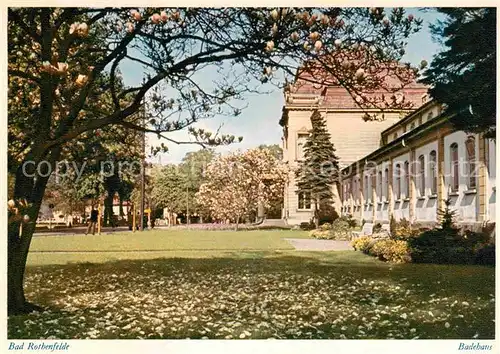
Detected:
left=360, top=171, right=365, bottom=222
left=371, top=173, right=376, bottom=222
left=409, top=148, right=416, bottom=223
left=478, top=134, right=488, bottom=221
left=388, top=158, right=394, bottom=220
left=437, top=131, right=446, bottom=216
left=349, top=178, right=354, bottom=216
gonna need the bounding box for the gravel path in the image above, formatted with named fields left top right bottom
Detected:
left=284, top=238, right=353, bottom=251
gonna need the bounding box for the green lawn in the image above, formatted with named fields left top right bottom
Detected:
left=27, top=229, right=310, bottom=266
left=9, top=229, right=495, bottom=339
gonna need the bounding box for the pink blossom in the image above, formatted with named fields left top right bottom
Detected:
left=151, top=13, right=161, bottom=24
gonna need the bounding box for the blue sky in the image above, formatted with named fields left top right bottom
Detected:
left=121, top=8, right=445, bottom=164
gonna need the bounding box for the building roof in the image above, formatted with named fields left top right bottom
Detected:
left=285, top=77, right=428, bottom=110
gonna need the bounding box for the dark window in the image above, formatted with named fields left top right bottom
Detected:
left=395, top=164, right=401, bottom=199
left=298, top=191, right=311, bottom=209
left=378, top=171, right=383, bottom=202
left=418, top=155, right=425, bottom=196
left=430, top=150, right=437, bottom=194
left=384, top=168, right=389, bottom=201
left=404, top=161, right=410, bottom=198
left=465, top=137, right=476, bottom=189
left=450, top=143, right=459, bottom=192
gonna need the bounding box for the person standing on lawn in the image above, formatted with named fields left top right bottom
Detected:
left=86, top=208, right=98, bottom=235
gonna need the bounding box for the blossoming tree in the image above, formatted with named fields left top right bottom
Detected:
left=196, top=148, right=288, bottom=228
left=8, top=7, right=423, bottom=314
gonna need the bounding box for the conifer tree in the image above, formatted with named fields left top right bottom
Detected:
left=420, top=8, right=496, bottom=138
left=295, top=110, right=340, bottom=229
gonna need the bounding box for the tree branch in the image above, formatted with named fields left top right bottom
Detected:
left=9, top=9, right=41, bottom=42
left=119, top=120, right=207, bottom=148
left=8, top=69, right=42, bottom=86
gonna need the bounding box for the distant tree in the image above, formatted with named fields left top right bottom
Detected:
left=197, top=148, right=288, bottom=229
left=295, top=110, right=340, bottom=229
left=149, top=165, right=184, bottom=215
left=257, top=144, right=284, bottom=217
left=179, top=149, right=216, bottom=221
left=258, top=144, right=283, bottom=160
left=44, top=176, right=87, bottom=217
left=420, top=8, right=496, bottom=139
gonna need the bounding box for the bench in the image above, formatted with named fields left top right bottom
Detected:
left=381, top=223, right=391, bottom=234
left=351, top=222, right=393, bottom=240
left=351, top=222, right=373, bottom=240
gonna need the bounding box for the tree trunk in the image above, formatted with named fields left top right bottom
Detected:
left=8, top=181, right=48, bottom=315
left=314, top=201, right=319, bottom=229
left=103, top=192, right=114, bottom=227
left=8, top=215, right=43, bottom=315
left=8, top=148, right=60, bottom=315
left=235, top=215, right=240, bottom=231
left=118, top=195, right=124, bottom=218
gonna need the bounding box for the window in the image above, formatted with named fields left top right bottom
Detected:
left=418, top=155, right=425, bottom=197
left=393, top=133, right=398, bottom=140
left=450, top=143, right=459, bottom=192
left=465, top=136, right=476, bottom=189
left=490, top=140, right=496, bottom=178
left=430, top=150, right=437, bottom=195
left=378, top=171, right=383, bottom=202
left=298, top=191, right=311, bottom=209
left=384, top=168, right=389, bottom=201
left=427, top=111, right=434, bottom=122
left=404, top=161, right=410, bottom=198
left=395, top=164, right=401, bottom=200
left=296, top=134, right=308, bottom=160
left=410, top=122, right=416, bottom=131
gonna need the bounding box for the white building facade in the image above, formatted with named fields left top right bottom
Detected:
left=340, top=100, right=496, bottom=228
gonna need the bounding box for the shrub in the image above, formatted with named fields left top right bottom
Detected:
left=390, top=215, right=397, bottom=235
left=300, top=221, right=315, bottom=231
left=390, top=217, right=420, bottom=241
left=462, top=229, right=490, bottom=248
left=474, top=243, right=495, bottom=266
left=341, top=214, right=357, bottom=228
left=320, top=223, right=332, bottom=231
left=384, top=240, right=412, bottom=263
left=363, top=238, right=379, bottom=254
left=352, top=237, right=410, bottom=263
left=351, top=236, right=371, bottom=251
left=408, top=199, right=494, bottom=265
left=310, top=219, right=351, bottom=240
left=309, top=229, right=330, bottom=239
left=317, top=203, right=339, bottom=226
left=369, top=239, right=387, bottom=258
left=329, top=218, right=351, bottom=240
left=482, top=222, right=496, bottom=239
left=372, top=223, right=382, bottom=233
left=367, top=239, right=410, bottom=263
